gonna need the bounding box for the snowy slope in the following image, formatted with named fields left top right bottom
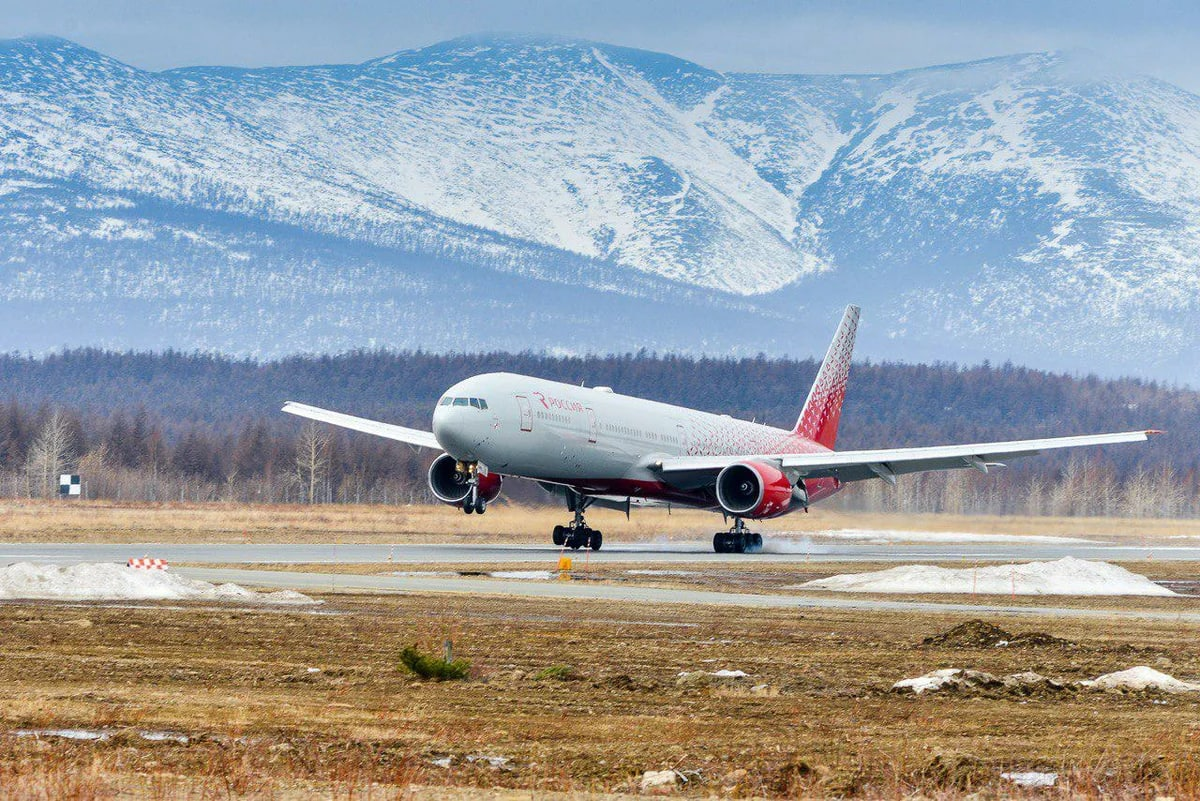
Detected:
left=1, top=36, right=1198, bottom=378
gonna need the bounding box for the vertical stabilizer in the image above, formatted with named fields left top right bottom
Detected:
left=793, top=305, right=859, bottom=449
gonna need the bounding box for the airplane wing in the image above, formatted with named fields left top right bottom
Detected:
left=281, top=401, right=441, bottom=450
left=653, top=430, right=1158, bottom=485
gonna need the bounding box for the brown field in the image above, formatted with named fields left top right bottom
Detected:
left=4, top=500, right=1200, bottom=798
left=2, top=498, right=1199, bottom=543
left=2, top=593, right=1200, bottom=799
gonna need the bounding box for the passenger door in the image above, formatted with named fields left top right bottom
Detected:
left=517, top=396, right=533, bottom=432
left=586, top=408, right=598, bottom=444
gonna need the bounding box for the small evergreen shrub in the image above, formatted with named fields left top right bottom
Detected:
left=399, top=644, right=470, bottom=680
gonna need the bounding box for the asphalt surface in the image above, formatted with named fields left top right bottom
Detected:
left=174, top=566, right=1200, bottom=624
left=4, top=540, right=1200, bottom=621
left=3, top=540, right=1200, bottom=565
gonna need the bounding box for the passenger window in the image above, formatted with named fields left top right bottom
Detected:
left=453, top=397, right=468, bottom=407
left=439, top=397, right=452, bottom=406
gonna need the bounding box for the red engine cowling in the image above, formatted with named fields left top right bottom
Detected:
left=427, top=453, right=503, bottom=505
left=715, top=461, right=793, bottom=519
left=476, top=470, right=503, bottom=503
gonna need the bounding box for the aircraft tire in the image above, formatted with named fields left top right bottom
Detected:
left=713, top=533, right=727, bottom=553
left=552, top=525, right=566, bottom=546
left=462, top=497, right=475, bottom=514
left=589, top=530, right=603, bottom=551
left=474, top=497, right=486, bottom=514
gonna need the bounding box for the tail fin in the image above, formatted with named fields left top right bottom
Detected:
left=793, top=305, right=860, bottom=449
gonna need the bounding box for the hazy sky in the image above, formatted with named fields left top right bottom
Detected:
left=4, top=0, right=1200, bottom=92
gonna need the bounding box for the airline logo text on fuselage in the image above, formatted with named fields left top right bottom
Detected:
left=532, top=392, right=584, bottom=413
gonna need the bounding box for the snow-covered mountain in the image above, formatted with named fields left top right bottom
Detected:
left=1, top=35, right=1198, bottom=381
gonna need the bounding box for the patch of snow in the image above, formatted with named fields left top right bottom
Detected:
left=429, top=756, right=452, bottom=768
left=640, top=769, right=680, bottom=790
left=893, top=669, right=1061, bottom=694
left=796, top=557, right=1174, bottom=596
left=489, top=570, right=554, bottom=580
left=626, top=569, right=698, bottom=576
left=0, top=562, right=320, bottom=604
left=893, top=668, right=968, bottom=694
left=14, top=728, right=110, bottom=741
left=12, top=728, right=188, bottom=744
left=465, top=754, right=512, bottom=769
left=709, top=669, right=749, bottom=679
left=1080, top=666, right=1200, bottom=693
left=139, top=731, right=189, bottom=744
left=1002, top=771, right=1058, bottom=788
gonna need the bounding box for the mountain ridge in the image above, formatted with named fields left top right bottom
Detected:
left=0, top=35, right=1197, bottom=381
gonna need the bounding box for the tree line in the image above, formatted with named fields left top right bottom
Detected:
left=0, top=349, right=1196, bottom=516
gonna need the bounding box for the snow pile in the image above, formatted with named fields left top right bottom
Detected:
left=893, top=669, right=1063, bottom=694
left=1002, top=771, right=1058, bottom=788
left=0, top=562, right=318, bottom=605
left=677, top=669, right=751, bottom=686
left=796, top=557, right=1174, bottom=596
left=489, top=570, right=554, bottom=580
left=1080, top=666, right=1200, bottom=693
left=893, top=668, right=971, bottom=694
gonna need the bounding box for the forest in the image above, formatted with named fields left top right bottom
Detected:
left=0, top=349, right=1196, bottom=516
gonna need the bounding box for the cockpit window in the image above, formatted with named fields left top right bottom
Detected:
left=478, top=398, right=488, bottom=410
left=439, top=396, right=452, bottom=406
left=469, top=398, right=481, bottom=409
left=453, top=397, right=469, bottom=407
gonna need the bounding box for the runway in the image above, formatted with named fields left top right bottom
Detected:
left=3, top=540, right=1200, bottom=565
left=172, top=566, right=1200, bottom=624
left=3, top=540, right=1199, bottom=621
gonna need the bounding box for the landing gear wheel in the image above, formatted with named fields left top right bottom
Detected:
left=462, top=495, right=475, bottom=514
left=474, top=497, right=486, bottom=514
left=552, top=525, right=566, bottom=547
left=713, top=522, right=758, bottom=554
left=589, top=530, right=603, bottom=551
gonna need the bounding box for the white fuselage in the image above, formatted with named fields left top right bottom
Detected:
left=431, top=372, right=823, bottom=503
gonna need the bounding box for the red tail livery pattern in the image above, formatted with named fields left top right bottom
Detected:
left=794, top=305, right=859, bottom=449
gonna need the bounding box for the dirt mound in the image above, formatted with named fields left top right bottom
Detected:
left=922, top=619, right=1073, bottom=649
left=922, top=620, right=1011, bottom=647
left=893, top=668, right=1070, bottom=697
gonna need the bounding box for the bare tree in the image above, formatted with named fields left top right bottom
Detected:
left=295, top=422, right=331, bottom=505
left=25, top=410, right=76, bottom=498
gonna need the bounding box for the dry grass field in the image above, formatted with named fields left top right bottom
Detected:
left=2, top=498, right=1199, bottom=544
left=4, top=499, right=1200, bottom=798
left=1, top=594, right=1200, bottom=799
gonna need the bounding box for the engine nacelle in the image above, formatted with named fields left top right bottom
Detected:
left=715, top=461, right=793, bottom=519
left=427, top=453, right=503, bottom=505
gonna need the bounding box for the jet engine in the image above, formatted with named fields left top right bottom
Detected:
left=427, top=453, right=502, bottom=505
left=715, top=461, right=793, bottom=519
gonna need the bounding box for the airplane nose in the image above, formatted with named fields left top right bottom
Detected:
left=432, top=406, right=485, bottom=460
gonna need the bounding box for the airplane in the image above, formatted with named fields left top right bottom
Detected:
left=282, top=305, right=1158, bottom=554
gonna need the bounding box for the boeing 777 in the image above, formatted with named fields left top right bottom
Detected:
left=282, top=306, right=1157, bottom=553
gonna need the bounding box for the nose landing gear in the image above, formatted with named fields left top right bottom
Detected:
left=552, top=492, right=602, bottom=550
left=457, top=462, right=487, bottom=515
left=713, top=518, right=762, bottom=554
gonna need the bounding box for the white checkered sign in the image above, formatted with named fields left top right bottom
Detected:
left=58, top=474, right=81, bottom=497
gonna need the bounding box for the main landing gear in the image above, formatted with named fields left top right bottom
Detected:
left=713, top=519, right=762, bottom=554
left=552, top=492, right=602, bottom=551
